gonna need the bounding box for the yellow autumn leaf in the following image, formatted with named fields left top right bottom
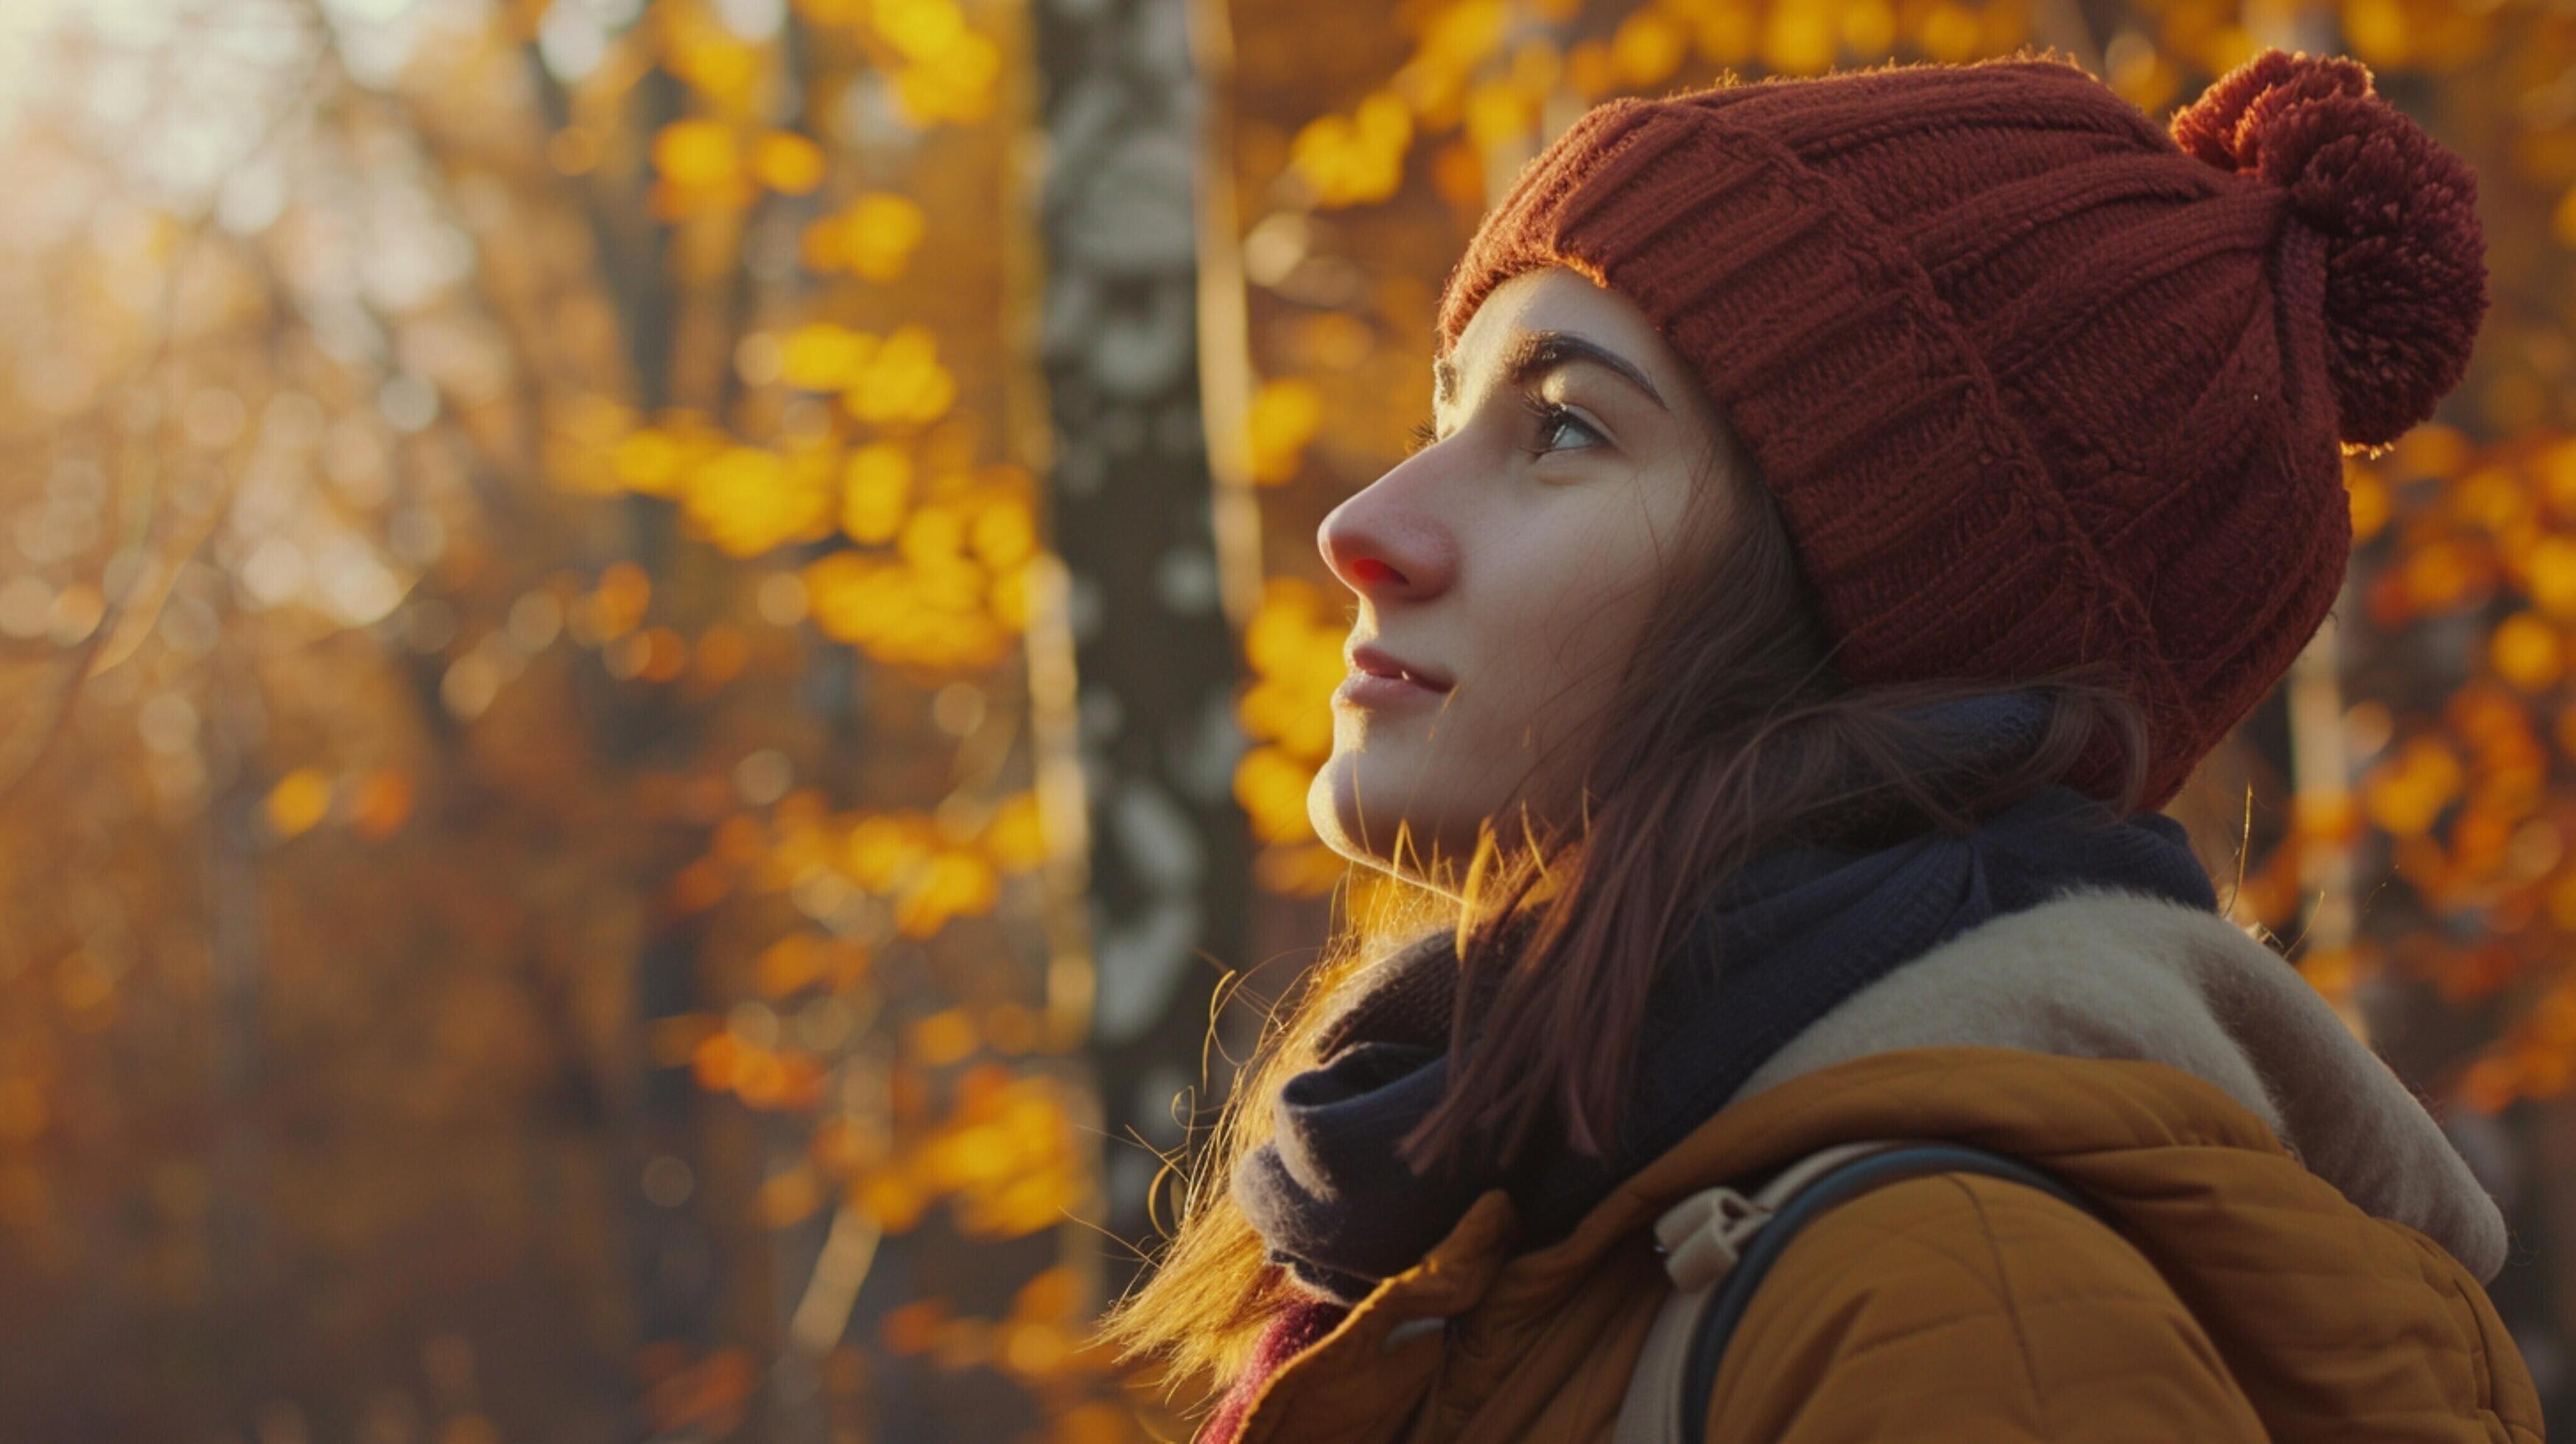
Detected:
left=843, top=326, right=952, bottom=427
left=840, top=193, right=927, bottom=281
left=669, top=31, right=760, bottom=105
left=2531, top=440, right=2576, bottom=528
left=2342, top=0, right=2411, bottom=66
left=2362, top=737, right=2465, bottom=837
left=854, top=1168, right=926, bottom=1233
left=966, top=500, right=1034, bottom=571
left=756, top=935, right=825, bottom=998
left=846, top=812, right=929, bottom=890
left=2493, top=612, right=2565, bottom=692
left=652, top=119, right=738, bottom=187
left=611, top=427, right=689, bottom=497
left=1247, top=379, right=1324, bottom=485
left=894, top=850, right=997, bottom=936
left=751, top=132, right=827, bottom=194
left=895, top=33, right=1001, bottom=126
left=841, top=442, right=913, bottom=544
left=1235, top=745, right=1319, bottom=844
left=909, top=1006, right=978, bottom=1065
left=266, top=769, right=333, bottom=838
left=980, top=793, right=1047, bottom=872
left=1422, top=0, right=1506, bottom=68
left=1610, top=11, right=1687, bottom=85
left=1289, top=94, right=1412, bottom=209
left=1917, top=0, right=1982, bottom=62
left=780, top=323, right=880, bottom=392
left=684, top=446, right=837, bottom=558
left=2530, top=536, right=2576, bottom=620
left=987, top=561, right=1033, bottom=631
left=898, top=505, right=966, bottom=567
left=875, top=0, right=966, bottom=59
left=803, top=552, right=892, bottom=648
left=1762, top=0, right=1836, bottom=74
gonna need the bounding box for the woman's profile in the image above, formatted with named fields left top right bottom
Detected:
left=1103, top=46, right=2535, bottom=1442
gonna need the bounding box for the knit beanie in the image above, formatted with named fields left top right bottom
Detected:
left=1435, top=48, right=2488, bottom=810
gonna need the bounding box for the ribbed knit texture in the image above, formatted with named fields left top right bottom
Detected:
left=1436, top=48, right=2487, bottom=808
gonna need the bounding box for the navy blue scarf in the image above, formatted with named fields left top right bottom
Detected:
left=1232, top=692, right=2217, bottom=1305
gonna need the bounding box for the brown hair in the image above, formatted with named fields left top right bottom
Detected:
left=1094, top=408, right=2152, bottom=1405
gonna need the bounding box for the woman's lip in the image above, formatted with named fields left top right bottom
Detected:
left=1334, top=670, right=1446, bottom=708
left=1347, top=644, right=1451, bottom=691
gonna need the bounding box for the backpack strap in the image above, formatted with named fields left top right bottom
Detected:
left=1612, top=1141, right=2114, bottom=1444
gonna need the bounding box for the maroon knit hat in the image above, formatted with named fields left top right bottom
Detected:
left=1435, top=48, right=2487, bottom=810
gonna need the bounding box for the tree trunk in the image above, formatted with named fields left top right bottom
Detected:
left=1032, top=0, right=1254, bottom=1294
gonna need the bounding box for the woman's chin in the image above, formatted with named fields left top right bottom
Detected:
left=1305, top=762, right=1372, bottom=864
left=1307, top=759, right=1464, bottom=880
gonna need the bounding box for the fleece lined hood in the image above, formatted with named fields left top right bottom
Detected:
left=1731, top=883, right=2509, bottom=1280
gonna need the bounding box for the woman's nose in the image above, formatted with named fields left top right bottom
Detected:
left=1316, top=478, right=1456, bottom=602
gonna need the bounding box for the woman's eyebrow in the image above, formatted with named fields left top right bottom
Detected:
left=1433, top=330, right=1668, bottom=414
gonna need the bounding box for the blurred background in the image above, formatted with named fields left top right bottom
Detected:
left=0, top=0, right=2570, bottom=1438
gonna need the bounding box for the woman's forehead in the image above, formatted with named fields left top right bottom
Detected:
left=1443, top=269, right=1672, bottom=390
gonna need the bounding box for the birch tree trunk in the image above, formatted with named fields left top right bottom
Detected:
left=1033, top=0, right=1254, bottom=1292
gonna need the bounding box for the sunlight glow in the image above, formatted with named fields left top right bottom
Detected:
left=0, top=0, right=65, bottom=140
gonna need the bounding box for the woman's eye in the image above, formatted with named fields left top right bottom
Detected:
left=1404, top=418, right=1439, bottom=456
left=1527, top=399, right=1604, bottom=453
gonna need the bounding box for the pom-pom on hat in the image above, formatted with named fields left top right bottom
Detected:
left=1436, top=49, right=2488, bottom=810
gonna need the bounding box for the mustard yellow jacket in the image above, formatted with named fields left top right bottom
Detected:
left=1219, top=888, right=2541, bottom=1443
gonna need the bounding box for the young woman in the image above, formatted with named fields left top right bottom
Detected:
left=1103, top=46, right=2538, bottom=1442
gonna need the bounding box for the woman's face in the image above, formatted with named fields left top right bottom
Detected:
left=1309, top=264, right=1741, bottom=889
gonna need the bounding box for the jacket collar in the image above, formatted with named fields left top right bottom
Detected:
left=1333, top=883, right=2507, bottom=1343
